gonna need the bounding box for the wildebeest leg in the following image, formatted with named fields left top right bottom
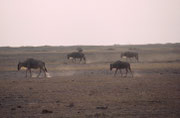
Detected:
left=74, top=58, right=76, bottom=63
left=83, top=59, right=86, bottom=64
left=125, top=68, right=128, bottom=77
left=71, top=58, right=74, bottom=63
left=71, top=58, right=73, bottom=63
left=136, top=58, right=139, bottom=62
left=25, top=69, right=28, bottom=78
left=135, top=55, right=138, bottom=62
left=129, top=57, right=132, bottom=62
left=119, top=69, right=123, bottom=77
left=37, top=69, right=42, bottom=77
left=129, top=68, right=133, bottom=78
left=114, top=69, right=118, bottom=76
left=29, top=69, right=32, bottom=78
left=79, top=58, right=82, bottom=63
left=134, top=57, right=136, bottom=62
left=43, top=69, right=47, bottom=77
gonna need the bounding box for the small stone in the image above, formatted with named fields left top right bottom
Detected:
left=67, top=103, right=74, bottom=108
left=96, top=106, right=108, bottom=110
left=11, top=108, right=16, bottom=110
left=17, top=105, right=22, bottom=108
left=41, top=109, right=53, bottom=114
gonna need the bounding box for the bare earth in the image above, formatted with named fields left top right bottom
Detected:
left=0, top=44, right=180, bottom=118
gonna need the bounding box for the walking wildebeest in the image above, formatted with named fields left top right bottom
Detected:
left=121, top=51, right=139, bottom=62
left=17, top=58, right=47, bottom=78
left=67, top=52, right=86, bottom=63
left=110, top=60, right=133, bottom=77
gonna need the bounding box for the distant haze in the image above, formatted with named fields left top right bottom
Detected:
left=0, top=0, right=180, bottom=47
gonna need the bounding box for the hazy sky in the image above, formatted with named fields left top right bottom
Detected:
left=0, top=0, right=180, bottom=46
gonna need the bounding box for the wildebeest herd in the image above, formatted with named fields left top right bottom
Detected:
left=18, top=51, right=138, bottom=78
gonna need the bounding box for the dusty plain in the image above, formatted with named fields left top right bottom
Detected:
left=0, top=44, right=180, bottom=118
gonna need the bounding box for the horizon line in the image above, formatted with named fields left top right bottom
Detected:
left=0, top=42, right=180, bottom=48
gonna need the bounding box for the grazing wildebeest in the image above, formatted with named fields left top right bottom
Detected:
left=18, top=58, right=47, bottom=78
left=121, top=51, right=139, bottom=62
left=67, top=52, right=86, bottom=63
left=110, top=60, right=133, bottom=77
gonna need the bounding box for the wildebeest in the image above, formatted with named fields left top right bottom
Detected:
left=110, top=60, right=133, bottom=77
left=121, top=51, right=139, bottom=62
left=67, top=52, right=86, bottom=63
left=18, top=58, right=47, bottom=78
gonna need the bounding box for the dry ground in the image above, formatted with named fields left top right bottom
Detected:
left=0, top=44, right=180, bottom=118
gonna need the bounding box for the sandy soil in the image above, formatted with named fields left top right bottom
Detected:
left=0, top=44, right=180, bottom=118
